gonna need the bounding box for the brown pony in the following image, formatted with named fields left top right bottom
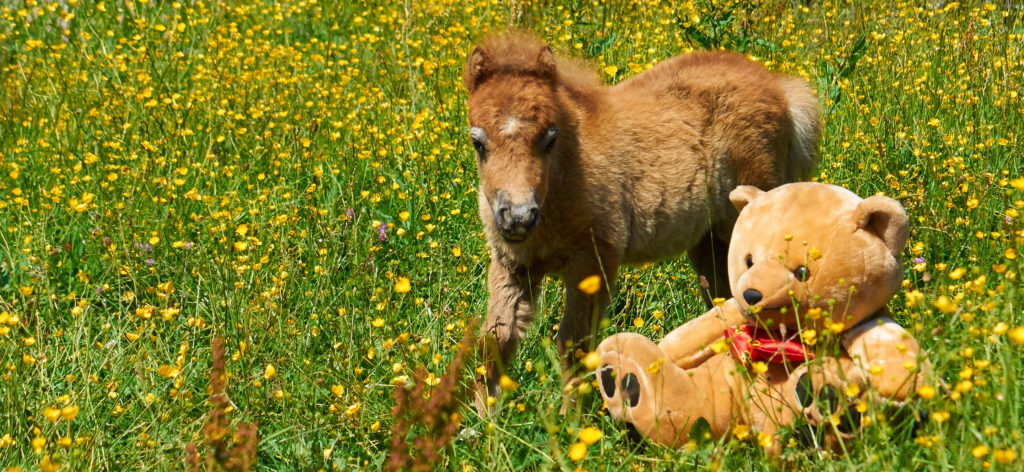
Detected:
left=464, top=31, right=820, bottom=410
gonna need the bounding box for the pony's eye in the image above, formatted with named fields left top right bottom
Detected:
left=793, top=265, right=810, bottom=281
left=745, top=255, right=753, bottom=268
left=470, top=127, right=488, bottom=161
left=540, top=126, right=558, bottom=152
left=472, top=138, right=487, bottom=157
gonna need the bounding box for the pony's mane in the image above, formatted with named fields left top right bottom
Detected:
left=475, top=31, right=551, bottom=77
left=467, top=31, right=600, bottom=90
left=555, top=55, right=601, bottom=89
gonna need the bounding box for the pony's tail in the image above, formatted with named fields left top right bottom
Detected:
left=780, top=78, right=821, bottom=182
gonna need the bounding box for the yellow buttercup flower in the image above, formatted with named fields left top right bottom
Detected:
left=932, top=295, right=958, bottom=314
left=578, top=426, right=602, bottom=445
left=43, top=406, right=61, bottom=423
left=993, top=449, right=1016, bottom=464
left=577, top=275, right=601, bottom=295
left=1007, top=326, right=1024, bottom=345
left=916, top=385, right=936, bottom=400
left=580, top=351, right=600, bottom=370
left=394, top=276, right=411, bottom=294
left=732, top=424, right=750, bottom=441
left=568, top=442, right=587, bottom=461
left=499, top=375, right=518, bottom=392
left=60, top=405, right=79, bottom=421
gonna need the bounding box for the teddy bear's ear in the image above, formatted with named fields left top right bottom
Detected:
left=853, top=196, right=909, bottom=256
left=729, top=186, right=765, bottom=213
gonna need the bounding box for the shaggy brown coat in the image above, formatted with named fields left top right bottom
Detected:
left=464, top=31, right=820, bottom=407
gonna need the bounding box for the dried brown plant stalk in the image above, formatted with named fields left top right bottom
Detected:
left=386, top=320, right=478, bottom=471
left=185, top=337, right=259, bottom=472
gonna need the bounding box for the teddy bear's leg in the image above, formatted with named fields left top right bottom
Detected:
left=842, top=316, right=932, bottom=400
left=780, top=358, right=867, bottom=451
left=597, top=333, right=739, bottom=447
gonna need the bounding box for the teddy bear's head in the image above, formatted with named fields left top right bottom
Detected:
left=727, top=183, right=909, bottom=332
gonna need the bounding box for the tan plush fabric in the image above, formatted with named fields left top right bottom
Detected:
left=597, top=182, right=930, bottom=455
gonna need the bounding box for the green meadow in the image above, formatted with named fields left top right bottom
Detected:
left=0, top=0, right=1022, bottom=470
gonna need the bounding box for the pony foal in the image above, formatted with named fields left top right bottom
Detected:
left=464, top=31, right=820, bottom=409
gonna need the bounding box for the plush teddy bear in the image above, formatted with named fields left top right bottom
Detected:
left=596, top=182, right=930, bottom=455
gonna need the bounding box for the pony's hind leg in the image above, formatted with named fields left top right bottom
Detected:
left=557, top=254, right=619, bottom=411
left=687, top=231, right=732, bottom=307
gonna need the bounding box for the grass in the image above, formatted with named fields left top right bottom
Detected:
left=0, top=0, right=1022, bottom=470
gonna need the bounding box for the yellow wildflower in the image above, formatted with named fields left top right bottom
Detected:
left=568, top=441, right=587, bottom=461
left=577, top=275, right=601, bottom=295
left=499, top=375, right=518, bottom=392
left=578, top=426, right=602, bottom=445
left=394, top=276, right=411, bottom=293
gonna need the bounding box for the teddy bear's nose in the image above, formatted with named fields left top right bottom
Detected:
left=742, top=289, right=763, bottom=305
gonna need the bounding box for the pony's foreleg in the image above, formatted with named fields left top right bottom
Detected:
left=476, top=259, right=541, bottom=414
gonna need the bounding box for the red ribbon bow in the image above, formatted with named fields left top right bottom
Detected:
left=724, top=325, right=814, bottom=365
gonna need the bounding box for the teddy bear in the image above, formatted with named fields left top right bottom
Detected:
left=596, top=182, right=930, bottom=455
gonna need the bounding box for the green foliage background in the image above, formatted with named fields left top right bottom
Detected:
left=0, top=0, right=1022, bottom=470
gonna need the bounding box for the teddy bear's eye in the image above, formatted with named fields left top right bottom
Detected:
left=793, top=265, right=810, bottom=281
left=745, top=255, right=753, bottom=268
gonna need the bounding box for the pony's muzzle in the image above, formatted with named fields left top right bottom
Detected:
left=494, top=191, right=539, bottom=242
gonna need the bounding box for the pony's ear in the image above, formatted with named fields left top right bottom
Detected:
left=730, top=186, right=765, bottom=213
left=537, top=45, right=556, bottom=77
left=853, top=196, right=909, bottom=256
left=464, top=46, right=488, bottom=92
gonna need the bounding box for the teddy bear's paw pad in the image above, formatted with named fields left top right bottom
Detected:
left=795, top=373, right=813, bottom=407
left=836, top=404, right=862, bottom=435
left=794, top=373, right=839, bottom=413
left=622, top=373, right=641, bottom=407
left=599, top=366, right=616, bottom=398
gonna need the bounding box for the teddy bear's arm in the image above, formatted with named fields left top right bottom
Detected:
left=841, top=316, right=931, bottom=400
left=658, top=298, right=747, bottom=369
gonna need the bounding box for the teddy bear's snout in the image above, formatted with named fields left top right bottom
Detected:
left=742, top=289, right=763, bottom=305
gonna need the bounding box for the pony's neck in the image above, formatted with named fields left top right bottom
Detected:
left=556, top=75, right=602, bottom=120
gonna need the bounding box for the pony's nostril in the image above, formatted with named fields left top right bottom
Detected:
left=599, top=366, right=616, bottom=397
left=622, top=373, right=640, bottom=407
left=742, top=289, right=763, bottom=306
left=495, top=207, right=510, bottom=228
left=523, top=207, right=539, bottom=230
